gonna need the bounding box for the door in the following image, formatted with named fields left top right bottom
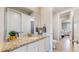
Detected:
left=56, top=10, right=74, bottom=51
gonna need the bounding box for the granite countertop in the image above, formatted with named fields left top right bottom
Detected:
left=0, top=35, right=48, bottom=52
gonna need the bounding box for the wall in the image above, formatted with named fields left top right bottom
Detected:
left=0, top=7, right=5, bottom=51
left=40, top=8, right=53, bottom=33
left=0, top=7, right=5, bottom=42
left=40, top=7, right=53, bottom=51
left=74, top=8, right=79, bottom=41
left=27, top=7, right=41, bottom=27
left=53, top=14, right=59, bottom=40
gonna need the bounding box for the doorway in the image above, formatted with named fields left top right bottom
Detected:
left=53, top=10, right=74, bottom=52
left=58, top=10, right=73, bottom=41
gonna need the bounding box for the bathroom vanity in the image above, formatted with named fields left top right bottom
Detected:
left=1, top=35, right=50, bottom=52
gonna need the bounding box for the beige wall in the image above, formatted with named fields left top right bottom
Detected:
left=40, top=7, right=53, bottom=33
left=0, top=7, right=5, bottom=50
left=40, top=7, right=53, bottom=51
left=0, top=7, right=5, bottom=42
left=74, top=8, right=79, bottom=41
left=53, top=14, right=59, bottom=40
left=27, top=7, right=41, bottom=27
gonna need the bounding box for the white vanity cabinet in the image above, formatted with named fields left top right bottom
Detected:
left=27, top=37, right=49, bottom=52
left=38, top=38, right=48, bottom=52
left=44, top=37, right=50, bottom=52
left=27, top=41, right=39, bottom=52
left=38, top=39, right=45, bottom=52
left=12, top=41, right=39, bottom=52
left=12, top=37, right=49, bottom=52
left=12, top=45, right=28, bottom=52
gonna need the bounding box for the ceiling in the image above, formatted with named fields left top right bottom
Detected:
left=9, top=7, right=73, bottom=15
left=53, top=7, right=72, bottom=14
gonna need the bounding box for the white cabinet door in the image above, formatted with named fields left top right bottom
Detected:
left=12, top=45, right=28, bottom=52
left=38, top=39, right=45, bottom=52
left=27, top=38, right=49, bottom=52
left=27, top=42, right=39, bottom=52
left=27, top=39, right=45, bottom=52
left=38, top=37, right=49, bottom=52
left=44, top=37, right=50, bottom=52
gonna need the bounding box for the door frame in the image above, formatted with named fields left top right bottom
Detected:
left=57, top=9, right=74, bottom=40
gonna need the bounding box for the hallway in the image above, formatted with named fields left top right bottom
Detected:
left=53, top=36, right=79, bottom=52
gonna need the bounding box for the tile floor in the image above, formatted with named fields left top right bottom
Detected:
left=53, top=36, right=79, bottom=52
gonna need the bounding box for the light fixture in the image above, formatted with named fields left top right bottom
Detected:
left=30, top=18, right=35, bottom=21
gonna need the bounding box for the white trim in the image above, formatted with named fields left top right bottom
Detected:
left=57, top=9, right=74, bottom=16
left=57, top=9, right=74, bottom=40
